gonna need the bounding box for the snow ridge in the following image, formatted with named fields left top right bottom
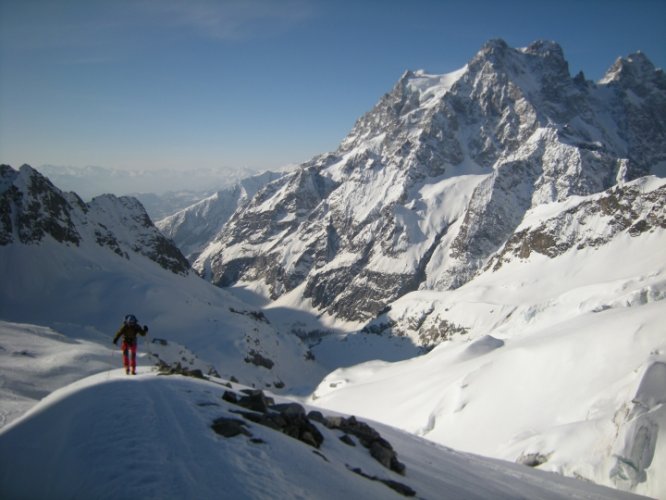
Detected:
left=0, top=370, right=645, bottom=500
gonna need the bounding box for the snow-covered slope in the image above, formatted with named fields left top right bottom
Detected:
left=194, top=39, right=666, bottom=325
left=0, top=371, right=645, bottom=500
left=156, top=170, right=283, bottom=262
left=0, top=235, right=325, bottom=396
left=0, top=321, right=112, bottom=428
left=309, top=178, right=666, bottom=498
left=0, top=165, right=326, bottom=413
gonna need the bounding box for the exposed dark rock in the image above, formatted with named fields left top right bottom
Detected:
left=346, top=466, right=416, bottom=497
left=193, top=40, right=666, bottom=328
left=222, top=390, right=238, bottom=404
left=271, top=403, right=306, bottom=419
left=236, top=389, right=275, bottom=413
left=323, top=415, right=406, bottom=474
left=517, top=452, right=550, bottom=468
left=339, top=434, right=356, bottom=447
left=244, top=350, right=275, bottom=369
left=229, top=307, right=270, bottom=323
left=216, top=390, right=409, bottom=489
left=312, top=450, right=329, bottom=462
left=307, top=410, right=325, bottom=424
left=218, top=390, right=328, bottom=449
left=418, top=318, right=469, bottom=347
left=211, top=417, right=252, bottom=438
left=491, top=182, right=666, bottom=270
left=0, top=165, right=81, bottom=246
left=157, top=362, right=205, bottom=379
left=0, top=164, right=191, bottom=275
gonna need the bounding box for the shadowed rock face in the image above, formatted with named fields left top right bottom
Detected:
left=192, top=40, right=666, bottom=323
left=0, top=164, right=190, bottom=276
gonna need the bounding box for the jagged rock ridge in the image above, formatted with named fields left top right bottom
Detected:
left=0, top=164, right=190, bottom=275
left=193, top=39, right=666, bottom=322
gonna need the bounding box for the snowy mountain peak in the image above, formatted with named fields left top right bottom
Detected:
left=476, top=37, right=510, bottom=59
left=1, top=163, right=84, bottom=246
left=190, top=40, right=666, bottom=324
left=522, top=39, right=565, bottom=58
left=600, top=51, right=665, bottom=89
left=471, top=38, right=569, bottom=83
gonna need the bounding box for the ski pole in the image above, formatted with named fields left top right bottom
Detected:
left=108, top=348, right=113, bottom=379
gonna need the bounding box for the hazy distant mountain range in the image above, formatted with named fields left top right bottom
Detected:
left=34, top=164, right=288, bottom=220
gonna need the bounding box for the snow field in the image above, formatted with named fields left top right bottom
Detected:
left=307, top=195, right=666, bottom=498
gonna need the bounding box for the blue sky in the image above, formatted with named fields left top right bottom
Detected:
left=1, top=0, right=665, bottom=173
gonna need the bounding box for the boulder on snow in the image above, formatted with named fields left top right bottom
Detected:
left=347, top=466, right=416, bottom=497
left=220, top=390, right=323, bottom=449
left=218, top=389, right=404, bottom=472
left=157, top=362, right=205, bottom=379
left=211, top=417, right=252, bottom=438
left=323, top=415, right=406, bottom=475
left=517, top=451, right=550, bottom=467
left=236, top=389, right=275, bottom=412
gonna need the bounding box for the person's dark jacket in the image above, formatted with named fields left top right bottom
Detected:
left=113, top=323, right=148, bottom=346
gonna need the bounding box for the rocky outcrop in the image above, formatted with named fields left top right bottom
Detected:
left=490, top=178, right=666, bottom=268
left=214, top=387, right=407, bottom=475
left=210, top=387, right=416, bottom=497
left=0, top=164, right=83, bottom=246
left=309, top=412, right=406, bottom=475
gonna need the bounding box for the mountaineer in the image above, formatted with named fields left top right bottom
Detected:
left=113, top=314, right=148, bottom=375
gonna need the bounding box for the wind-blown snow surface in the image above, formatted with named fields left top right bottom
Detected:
left=309, top=182, right=666, bottom=498
left=0, top=321, right=112, bottom=428
left=0, top=371, right=645, bottom=500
